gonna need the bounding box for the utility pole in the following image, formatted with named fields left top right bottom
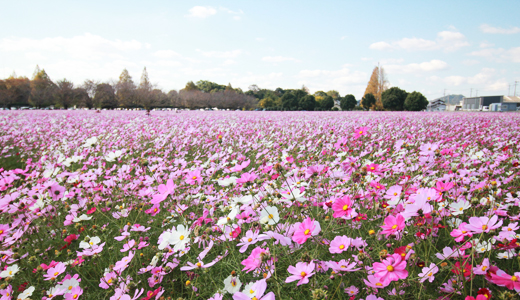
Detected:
left=470, top=88, right=473, bottom=97
left=515, top=81, right=518, bottom=97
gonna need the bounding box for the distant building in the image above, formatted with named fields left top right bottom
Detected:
left=426, top=99, right=446, bottom=111
left=462, top=95, right=520, bottom=111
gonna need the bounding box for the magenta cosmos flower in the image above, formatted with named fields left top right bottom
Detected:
left=329, top=235, right=351, bottom=254
left=292, top=218, right=321, bottom=244
left=285, top=261, right=315, bottom=286
left=372, top=253, right=408, bottom=285
left=241, top=247, right=269, bottom=273
left=380, top=214, right=405, bottom=238
left=151, top=179, right=175, bottom=204
left=332, top=195, right=357, bottom=219
left=489, top=270, right=520, bottom=290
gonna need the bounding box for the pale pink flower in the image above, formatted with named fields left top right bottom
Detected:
left=285, top=261, right=315, bottom=286
left=372, top=253, right=408, bottom=285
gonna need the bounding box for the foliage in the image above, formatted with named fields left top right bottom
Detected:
left=320, top=95, right=334, bottom=110
left=298, top=95, right=316, bottom=111
left=340, top=94, right=357, bottom=111
left=361, top=93, right=376, bottom=110
left=382, top=87, right=408, bottom=111
left=404, top=91, right=429, bottom=111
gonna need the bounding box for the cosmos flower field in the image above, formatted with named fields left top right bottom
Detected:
left=1, top=110, right=520, bottom=300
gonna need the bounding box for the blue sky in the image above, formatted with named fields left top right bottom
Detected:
left=1, top=0, right=519, bottom=99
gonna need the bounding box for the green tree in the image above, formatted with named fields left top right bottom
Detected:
left=93, top=83, right=117, bottom=109
left=321, top=95, right=334, bottom=110
left=281, top=93, right=298, bottom=110
left=326, top=90, right=340, bottom=99
left=184, top=81, right=198, bottom=91
left=361, top=93, right=376, bottom=111
left=340, top=94, right=357, bottom=111
left=29, top=67, right=55, bottom=108
left=259, top=96, right=276, bottom=109
left=299, top=95, right=316, bottom=111
left=196, top=80, right=226, bottom=93
left=54, top=79, right=75, bottom=109
left=404, top=91, right=428, bottom=111
left=382, top=87, right=408, bottom=111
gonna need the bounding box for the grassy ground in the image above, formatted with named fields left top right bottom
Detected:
left=0, top=152, right=26, bottom=171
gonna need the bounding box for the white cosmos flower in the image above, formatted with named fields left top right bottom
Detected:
left=17, top=286, right=35, bottom=300
left=170, top=225, right=191, bottom=252
left=0, top=264, right=19, bottom=278
left=450, top=200, right=471, bottom=216
left=79, top=236, right=101, bottom=249
left=223, top=275, right=242, bottom=294
left=215, top=177, right=238, bottom=187
left=475, top=240, right=491, bottom=253
left=259, top=206, right=280, bottom=225
left=72, top=214, right=92, bottom=223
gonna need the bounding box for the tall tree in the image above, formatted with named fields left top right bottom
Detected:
left=93, top=83, right=117, bottom=109
left=299, top=95, right=316, bottom=111
left=116, top=69, right=137, bottom=108
left=184, top=81, right=198, bottom=91
left=382, top=87, right=408, bottom=111
left=404, top=91, right=428, bottom=111
left=364, top=63, right=389, bottom=107
left=321, top=96, right=334, bottom=110
left=281, top=93, right=298, bottom=110
left=137, top=67, right=156, bottom=110
left=54, top=79, right=75, bottom=109
left=81, top=79, right=98, bottom=109
left=1, top=76, right=31, bottom=108
left=361, top=93, right=376, bottom=111
left=340, top=94, right=357, bottom=111
left=29, top=67, right=55, bottom=108
left=326, top=90, right=340, bottom=99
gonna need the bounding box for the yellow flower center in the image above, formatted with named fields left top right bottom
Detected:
left=339, top=245, right=345, bottom=250
left=304, top=229, right=310, bottom=235
left=391, top=225, right=397, bottom=230
left=342, top=204, right=349, bottom=211
left=54, top=272, right=59, bottom=276
left=376, top=282, right=382, bottom=286
left=179, top=235, right=185, bottom=240
left=68, top=286, right=73, bottom=290
left=393, top=193, right=397, bottom=196
left=192, top=176, right=197, bottom=180
left=249, top=289, right=255, bottom=294
left=231, top=281, right=236, bottom=287
left=300, top=271, right=307, bottom=277
left=9, top=271, right=12, bottom=275
left=428, top=272, right=432, bottom=276
left=387, top=265, right=394, bottom=272
left=512, top=276, right=518, bottom=282
left=359, top=131, right=363, bottom=134
left=196, top=262, right=202, bottom=267
left=459, top=207, right=463, bottom=211
left=370, top=167, right=375, bottom=170
left=482, top=266, right=487, bottom=271
left=482, top=225, right=488, bottom=230
left=108, top=279, right=112, bottom=284
left=252, top=298, right=258, bottom=300
left=508, top=228, right=512, bottom=231
left=248, top=238, right=252, bottom=242
left=0, top=230, right=3, bottom=234
left=73, top=295, right=78, bottom=299
left=268, top=214, right=274, bottom=219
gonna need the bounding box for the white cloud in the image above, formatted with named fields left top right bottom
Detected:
left=187, top=6, right=217, bottom=18
left=197, top=49, right=242, bottom=58
left=255, top=37, right=265, bottom=42
left=468, top=47, right=520, bottom=63
left=340, top=36, right=347, bottom=40
left=230, top=72, right=283, bottom=90
left=222, top=59, right=236, bottom=66
left=0, top=33, right=142, bottom=60
left=440, top=68, right=508, bottom=92
left=296, top=65, right=367, bottom=97
left=153, top=50, right=181, bottom=58
left=262, top=56, right=300, bottom=63
left=25, top=52, right=47, bottom=60
left=479, top=42, right=494, bottom=48
left=369, top=31, right=469, bottom=52
left=369, top=41, right=393, bottom=51
left=385, top=60, right=449, bottom=74
left=462, top=59, right=479, bottom=66
left=480, top=24, right=520, bottom=34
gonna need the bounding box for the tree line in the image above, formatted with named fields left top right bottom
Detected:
left=0, top=64, right=429, bottom=111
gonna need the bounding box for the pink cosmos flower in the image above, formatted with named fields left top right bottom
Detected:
left=372, top=253, right=408, bottom=285
left=241, top=247, right=269, bottom=273
left=151, top=179, right=175, bottom=204
left=236, top=172, right=258, bottom=184
left=64, top=286, right=83, bottom=300
left=332, top=195, right=357, bottom=219
left=229, top=160, right=250, bottom=173
left=464, top=296, right=488, bottom=300
left=363, top=274, right=389, bottom=289
left=327, top=259, right=360, bottom=272
left=285, top=261, right=315, bottom=286
left=380, top=214, right=405, bottom=238
left=473, top=258, right=490, bottom=275
left=450, top=222, right=473, bottom=242
left=418, top=263, right=438, bottom=283
left=329, top=235, right=351, bottom=254
left=232, top=279, right=275, bottom=300
left=114, top=251, right=134, bottom=272
left=292, top=217, right=321, bottom=244
left=488, top=270, right=520, bottom=290
left=99, top=271, right=117, bottom=289
left=237, top=229, right=259, bottom=253
left=121, top=239, right=136, bottom=252
left=185, top=170, right=202, bottom=185
left=466, top=215, right=503, bottom=234
left=366, top=163, right=384, bottom=175
left=43, top=262, right=66, bottom=281
left=353, top=126, right=369, bottom=139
